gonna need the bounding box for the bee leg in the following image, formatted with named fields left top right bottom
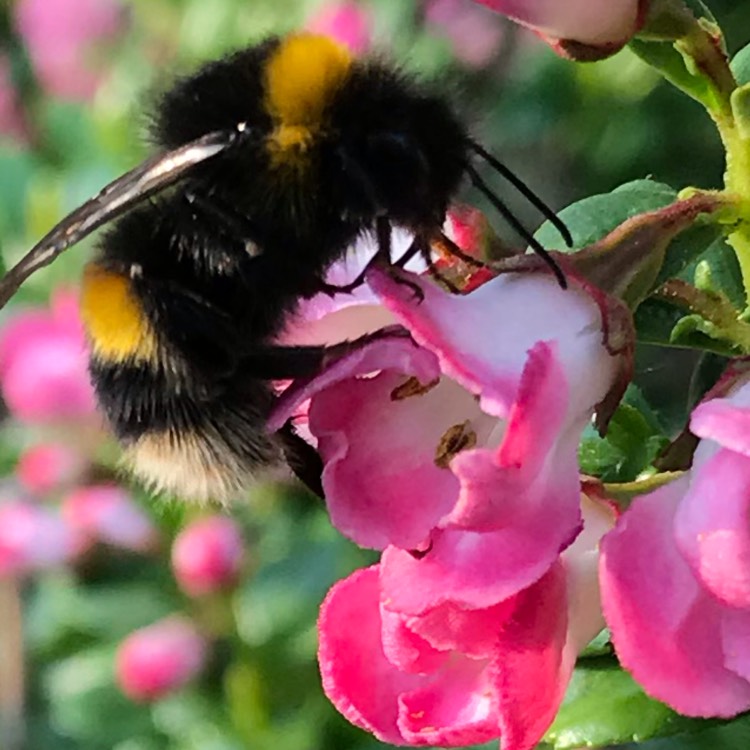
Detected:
left=316, top=217, right=394, bottom=297
left=277, top=421, right=324, bottom=498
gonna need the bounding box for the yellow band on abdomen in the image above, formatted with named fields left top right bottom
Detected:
left=79, top=263, right=158, bottom=363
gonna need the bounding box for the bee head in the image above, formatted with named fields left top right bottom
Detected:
left=329, top=68, right=469, bottom=231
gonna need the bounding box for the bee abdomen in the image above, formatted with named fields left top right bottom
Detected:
left=81, top=263, right=281, bottom=502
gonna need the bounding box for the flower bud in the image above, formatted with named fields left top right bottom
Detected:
left=0, top=500, right=80, bottom=576
left=471, top=0, right=647, bottom=60
left=62, top=485, right=158, bottom=553
left=17, top=443, right=86, bottom=496
left=14, top=0, right=125, bottom=101
left=115, top=616, right=208, bottom=702
left=171, top=516, right=244, bottom=597
left=0, top=290, right=96, bottom=424
left=306, top=1, right=372, bottom=54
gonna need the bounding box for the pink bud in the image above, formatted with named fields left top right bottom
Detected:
left=171, top=516, right=244, bottom=596
left=62, top=485, right=158, bottom=553
left=471, top=0, right=645, bottom=58
left=0, top=500, right=80, bottom=576
left=0, top=290, right=96, bottom=424
left=17, top=443, right=87, bottom=495
left=306, top=1, right=372, bottom=54
left=115, top=616, right=208, bottom=702
left=14, top=0, right=125, bottom=101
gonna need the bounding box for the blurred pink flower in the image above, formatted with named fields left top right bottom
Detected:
left=425, top=0, right=504, bottom=68
left=471, top=0, right=647, bottom=59
left=0, top=55, right=26, bottom=142
left=14, top=0, right=125, bottom=101
left=0, top=289, right=96, bottom=423
left=171, top=516, right=244, bottom=597
left=320, top=496, right=613, bottom=750
left=62, top=484, right=158, bottom=553
left=115, top=616, right=208, bottom=702
left=17, top=442, right=87, bottom=496
left=601, top=379, right=750, bottom=718
left=306, top=1, right=372, bottom=54
left=0, top=499, right=80, bottom=576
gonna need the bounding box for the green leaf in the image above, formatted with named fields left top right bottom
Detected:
left=629, top=37, right=714, bottom=107
left=544, top=657, right=709, bottom=749
left=629, top=713, right=750, bottom=750
left=43, top=645, right=154, bottom=745
left=579, top=387, right=668, bottom=482
left=730, top=42, right=750, bottom=85
left=536, top=180, right=677, bottom=250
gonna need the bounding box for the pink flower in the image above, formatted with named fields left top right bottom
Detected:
left=0, top=500, right=80, bottom=576
left=171, top=516, right=244, bottom=597
left=0, top=55, right=26, bottom=142
left=306, top=1, right=372, bottom=55
left=273, top=242, right=629, bottom=746
left=62, top=485, right=158, bottom=553
left=0, top=289, right=96, bottom=423
left=425, top=0, right=505, bottom=68
left=600, top=379, right=750, bottom=718
left=319, top=496, right=613, bottom=750
left=274, top=268, right=621, bottom=572
left=470, top=0, right=647, bottom=59
left=14, top=0, right=124, bottom=101
left=115, top=616, right=208, bottom=702
left=17, top=443, right=87, bottom=496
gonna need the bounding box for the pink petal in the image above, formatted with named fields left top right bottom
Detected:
left=368, top=269, right=616, bottom=423
left=406, top=599, right=517, bottom=658
left=722, top=607, right=750, bottom=683
left=446, top=340, right=580, bottom=532
left=674, top=449, right=750, bottom=609
left=398, top=657, right=500, bottom=746
left=495, top=562, right=572, bottom=750
left=318, top=566, right=422, bottom=744
left=691, top=399, right=750, bottom=457
left=600, top=482, right=750, bottom=717
left=269, top=330, right=439, bottom=432
left=472, top=0, right=640, bottom=46
left=381, top=606, right=449, bottom=674
left=311, top=372, right=487, bottom=549
left=381, top=520, right=568, bottom=613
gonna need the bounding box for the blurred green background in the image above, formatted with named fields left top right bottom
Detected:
left=1, top=1, right=750, bottom=749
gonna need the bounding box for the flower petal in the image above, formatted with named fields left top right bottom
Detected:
left=368, top=269, right=616, bottom=423
left=495, top=561, right=572, bottom=750
left=691, top=398, right=750, bottom=457
left=674, top=448, right=750, bottom=609
left=318, top=565, right=422, bottom=744
left=600, top=481, right=750, bottom=717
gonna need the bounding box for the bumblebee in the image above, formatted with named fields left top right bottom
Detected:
left=0, top=33, right=570, bottom=502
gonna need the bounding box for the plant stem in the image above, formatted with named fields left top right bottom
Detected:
left=0, top=579, right=25, bottom=750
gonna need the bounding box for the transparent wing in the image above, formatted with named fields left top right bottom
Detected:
left=0, top=128, right=242, bottom=309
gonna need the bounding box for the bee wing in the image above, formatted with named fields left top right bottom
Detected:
left=0, top=128, right=241, bottom=309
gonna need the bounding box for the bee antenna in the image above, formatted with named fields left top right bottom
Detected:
left=467, top=139, right=573, bottom=248
left=466, top=162, right=567, bottom=289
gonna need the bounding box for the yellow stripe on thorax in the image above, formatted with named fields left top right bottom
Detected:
left=264, top=33, right=352, bottom=168
left=79, top=263, right=157, bottom=363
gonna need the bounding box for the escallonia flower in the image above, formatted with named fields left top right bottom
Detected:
left=271, top=235, right=632, bottom=747
left=600, top=374, right=750, bottom=718
left=318, top=494, right=614, bottom=750
left=469, top=0, right=650, bottom=60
